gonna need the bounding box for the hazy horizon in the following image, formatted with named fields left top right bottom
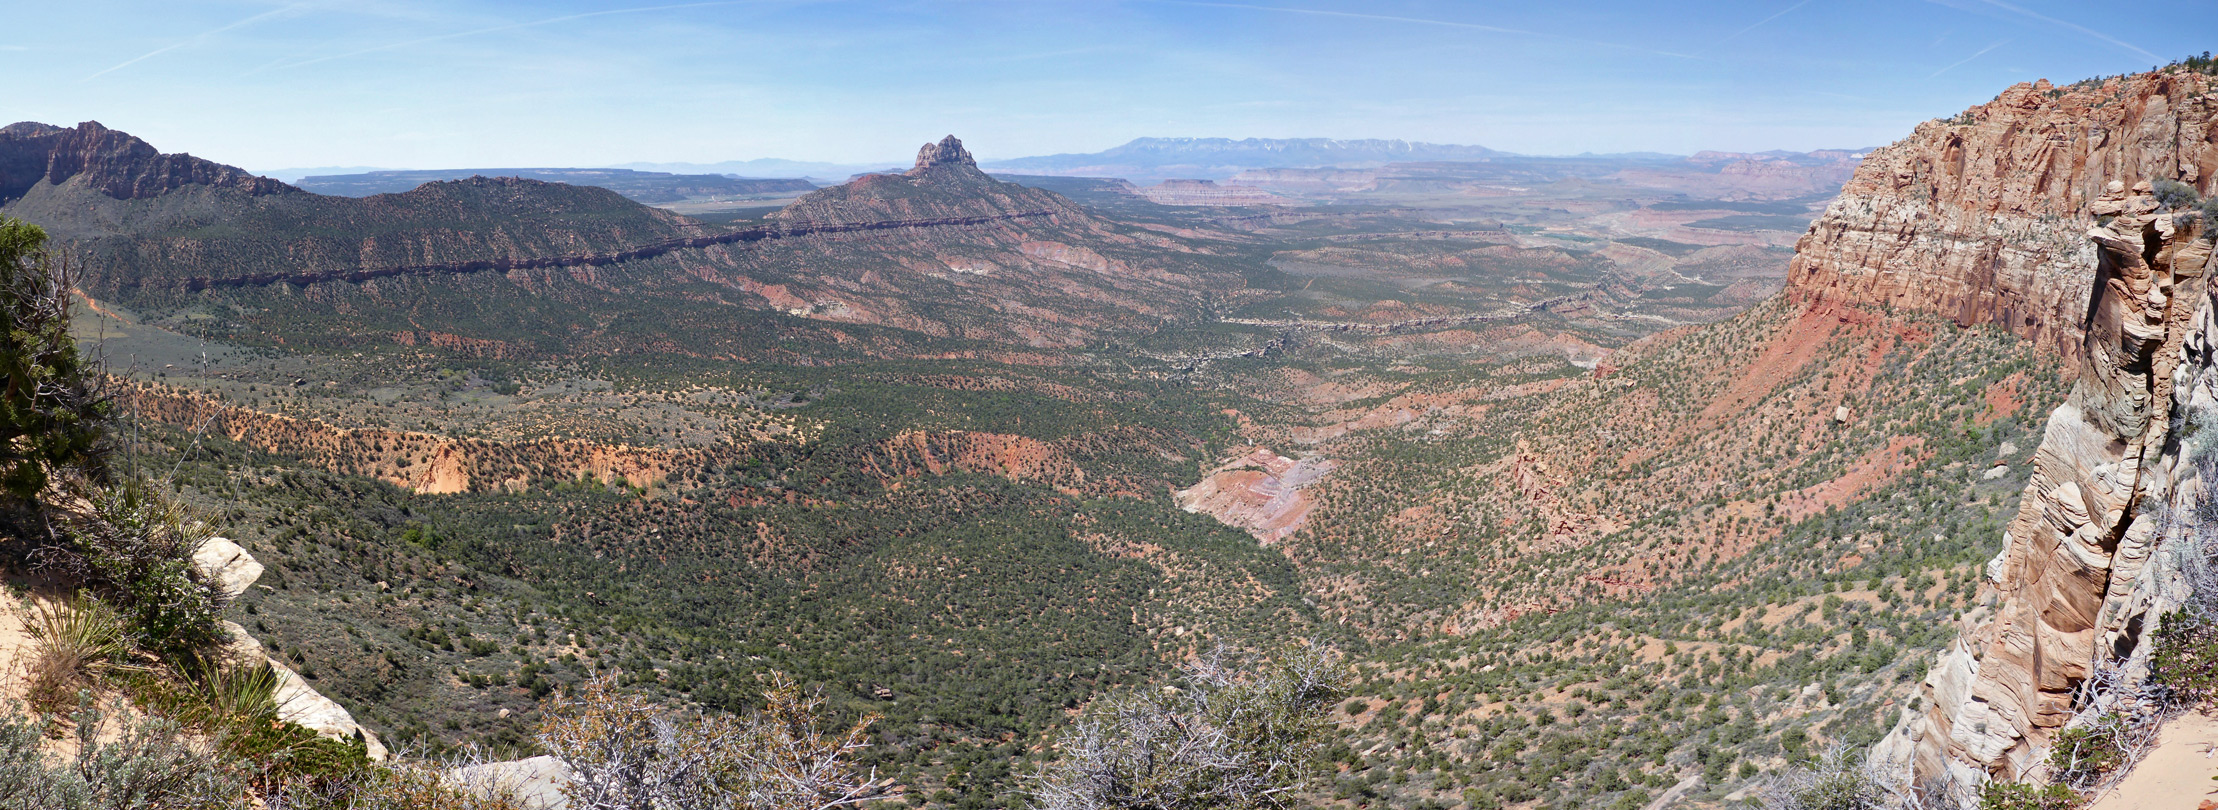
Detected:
left=7, top=1, right=2213, bottom=171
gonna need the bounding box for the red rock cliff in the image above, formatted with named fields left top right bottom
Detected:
left=0, top=120, right=295, bottom=203
left=1831, top=68, right=2218, bottom=802
left=1787, top=72, right=2218, bottom=360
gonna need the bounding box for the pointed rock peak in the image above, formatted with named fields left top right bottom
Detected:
left=909, top=135, right=976, bottom=174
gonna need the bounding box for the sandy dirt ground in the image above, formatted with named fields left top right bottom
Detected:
left=2090, top=711, right=2218, bottom=810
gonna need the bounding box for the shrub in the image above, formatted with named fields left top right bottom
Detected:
left=1756, top=747, right=1895, bottom=810
left=117, top=654, right=369, bottom=792
left=267, top=755, right=533, bottom=810
left=2045, top=715, right=2127, bottom=788
left=2149, top=610, right=2218, bottom=707
left=538, top=671, right=886, bottom=810
left=2154, top=179, right=2202, bottom=211
left=33, top=475, right=226, bottom=657
left=1975, top=781, right=2077, bottom=810
left=0, top=695, right=252, bottom=809
left=0, top=217, right=107, bottom=501
left=1031, top=642, right=1349, bottom=810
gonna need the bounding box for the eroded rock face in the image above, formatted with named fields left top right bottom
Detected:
left=1875, top=183, right=2215, bottom=799
left=1787, top=72, right=2218, bottom=360
left=1174, top=448, right=1336, bottom=543
left=0, top=120, right=294, bottom=204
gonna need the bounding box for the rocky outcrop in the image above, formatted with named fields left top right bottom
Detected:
left=1875, top=180, right=2214, bottom=798
left=453, top=755, right=572, bottom=808
left=0, top=121, right=295, bottom=204
left=1788, top=72, right=2218, bottom=360
left=869, top=430, right=1091, bottom=493
left=772, top=135, right=1091, bottom=227
left=193, top=537, right=388, bottom=759
left=191, top=536, right=264, bottom=601
left=910, top=135, right=976, bottom=174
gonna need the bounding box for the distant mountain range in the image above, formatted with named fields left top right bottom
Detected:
left=611, top=158, right=901, bottom=182
left=981, top=137, right=1509, bottom=182
left=295, top=167, right=815, bottom=204
left=260, top=138, right=1880, bottom=195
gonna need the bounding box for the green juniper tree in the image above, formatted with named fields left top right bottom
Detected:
left=0, top=217, right=107, bottom=501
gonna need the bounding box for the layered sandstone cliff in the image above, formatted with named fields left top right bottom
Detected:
left=1788, top=72, right=2218, bottom=360
left=0, top=121, right=295, bottom=204
left=1834, top=69, right=2218, bottom=802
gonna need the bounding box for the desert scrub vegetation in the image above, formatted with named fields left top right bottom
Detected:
left=33, top=475, right=230, bottom=656
left=538, top=671, right=888, bottom=810
left=1031, top=643, right=1348, bottom=810
left=0, top=217, right=225, bottom=657
left=1755, top=747, right=1903, bottom=810
left=0, top=695, right=249, bottom=810
left=0, top=218, right=467, bottom=807
left=1972, top=781, right=2078, bottom=810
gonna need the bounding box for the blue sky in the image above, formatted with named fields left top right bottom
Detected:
left=4, top=1, right=2211, bottom=171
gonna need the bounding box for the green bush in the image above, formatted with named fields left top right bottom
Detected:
left=2046, top=717, right=2127, bottom=787
left=37, top=476, right=227, bottom=657
left=2153, top=179, right=2201, bottom=211
left=118, top=656, right=370, bottom=792
left=0, top=217, right=107, bottom=500
left=2149, top=610, right=2218, bottom=707
left=1975, top=781, right=2077, bottom=810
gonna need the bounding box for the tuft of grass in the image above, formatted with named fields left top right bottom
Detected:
left=171, top=652, right=282, bottom=729
left=23, top=596, right=129, bottom=715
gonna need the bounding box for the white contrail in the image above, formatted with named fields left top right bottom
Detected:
left=1932, top=0, right=2159, bottom=64
left=1153, top=1, right=1702, bottom=60
left=1719, top=0, right=1813, bottom=44
left=1928, top=39, right=2009, bottom=78
left=85, top=3, right=311, bottom=81
left=264, top=1, right=760, bottom=72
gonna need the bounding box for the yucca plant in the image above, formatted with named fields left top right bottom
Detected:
left=172, top=652, right=282, bottom=728
left=23, top=595, right=129, bottom=714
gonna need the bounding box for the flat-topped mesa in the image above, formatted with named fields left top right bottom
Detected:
left=909, top=135, right=977, bottom=175
left=1785, top=71, right=2218, bottom=362
left=0, top=120, right=296, bottom=204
